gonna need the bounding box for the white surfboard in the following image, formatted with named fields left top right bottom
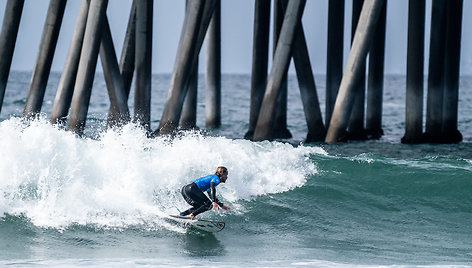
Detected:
left=168, top=215, right=225, bottom=232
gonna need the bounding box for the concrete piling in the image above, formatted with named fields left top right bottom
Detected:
left=252, top=0, right=324, bottom=142
left=179, top=0, right=203, bottom=131
left=402, top=0, right=426, bottom=144
left=425, top=0, right=463, bottom=143
left=284, top=1, right=325, bottom=142
left=442, top=0, right=463, bottom=143
left=104, top=0, right=135, bottom=126
left=252, top=0, right=306, bottom=141
left=325, top=0, right=344, bottom=127
left=347, top=0, right=367, bottom=140
left=100, top=17, right=130, bottom=127
left=245, top=0, right=271, bottom=140
left=425, top=0, right=447, bottom=143
left=292, top=24, right=326, bottom=142
left=158, top=0, right=216, bottom=135
left=205, top=0, right=221, bottom=129
left=23, top=0, right=67, bottom=118
left=50, top=0, right=89, bottom=125
left=180, top=59, right=198, bottom=130
left=157, top=0, right=205, bottom=134
left=68, top=0, right=108, bottom=135
left=120, top=0, right=137, bottom=100
left=0, top=0, right=24, bottom=115
left=366, top=0, right=386, bottom=139
left=0, top=0, right=467, bottom=143
left=325, top=0, right=385, bottom=143
left=272, top=0, right=292, bottom=139
left=134, top=0, right=153, bottom=131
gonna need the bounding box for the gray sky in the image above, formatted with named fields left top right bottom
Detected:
left=1, top=0, right=471, bottom=75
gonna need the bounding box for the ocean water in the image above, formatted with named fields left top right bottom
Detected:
left=0, top=71, right=471, bottom=267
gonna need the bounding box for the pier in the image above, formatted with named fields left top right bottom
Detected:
left=0, top=0, right=466, bottom=143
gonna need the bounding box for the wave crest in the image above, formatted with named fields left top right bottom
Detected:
left=0, top=118, right=323, bottom=228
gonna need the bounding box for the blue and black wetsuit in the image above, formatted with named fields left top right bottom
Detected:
left=180, top=174, right=224, bottom=217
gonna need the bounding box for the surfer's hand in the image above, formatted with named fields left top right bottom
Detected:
left=212, top=202, right=220, bottom=211
left=221, top=205, right=231, bottom=210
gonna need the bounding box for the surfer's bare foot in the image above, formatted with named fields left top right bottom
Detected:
left=188, top=214, right=195, bottom=219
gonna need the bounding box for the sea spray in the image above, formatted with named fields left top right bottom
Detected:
left=0, top=118, right=323, bottom=229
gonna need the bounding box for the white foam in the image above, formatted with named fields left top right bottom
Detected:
left=0, top=118, right=324, bottom=228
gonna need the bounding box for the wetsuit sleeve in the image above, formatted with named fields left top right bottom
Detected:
left=214, top=197, right=224, bottom=207
left=208, top=182, right=224, bottom=207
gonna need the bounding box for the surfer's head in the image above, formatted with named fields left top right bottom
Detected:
left=215, top=166, right=228, bottom=183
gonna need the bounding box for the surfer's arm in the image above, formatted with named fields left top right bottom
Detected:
left=208, top=182, right=225, bottom=207
left=211, top=199, right=230, bottom=210
left=208, top=182, right=220, bottom=204
left=214, top=197, right=224, bottom=207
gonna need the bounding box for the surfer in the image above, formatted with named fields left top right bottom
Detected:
left=179, top=166, right=231, bottom=218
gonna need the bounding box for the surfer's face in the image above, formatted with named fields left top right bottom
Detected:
left=220, top=172, right=228, bottom=183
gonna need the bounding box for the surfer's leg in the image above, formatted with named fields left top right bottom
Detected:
left=180, top=202, right=207, bottom=216
left=181, top=184, right=197, bottom=206
left=179, top=207, right=196, bottom=216
left=180, top=183, right=209, bottom=216
left=188, top=189, right=211, bottom=216
left=191, top=200, right=212, bottom=216
left=180, top=184, right=197, bottom=216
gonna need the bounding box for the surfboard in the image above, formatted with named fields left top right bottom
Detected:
left=168, top=215, right=225, bottom=232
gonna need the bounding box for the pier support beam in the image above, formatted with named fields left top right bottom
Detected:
left=0, top=0, right=24, bottom=114
left=402, top=0, right=425, bottom=144
left=120, top=0, right=136, bottom=100
left=245, top=0, right=271, bottom=140
left=293, top=24, right=326, bottom=142
left=325, top=0, right=344, bottom=126
left=104, top=0, right=136, bottom=126
left=68, top=0, right=108, bottom=134
left=442, top=0, right=463, bottom=143
left=425, top=0, right=463, bottom=143
left=100, top=18, right=130, bottom=126
left=134, top=0, right=153, bottom=131
left=253, top=0, right=306, bottom=141
left=205, top=0, right=221, bottom=128
left=366, top=0, right=386, bottom=139
left=180, top=0, right=205, bottom=131
left=347, top=0, right=367, bottom=140
left=280, top=0, right=325, bottom=142
left=425, top=0, right=447, bottom=143
left=24, top=0, right=67, bottom=118
left=180, top=59, right=198, bottom=130
left=50, top=0, right=89, bottom=125
left=325, top=0, right=384, bottom=143
left=272, top=0, right=292, bottom=139
left=158, top=0, right=216, bottom=134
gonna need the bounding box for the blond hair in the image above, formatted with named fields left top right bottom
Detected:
left=215, top=166, right=228, bottom=177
